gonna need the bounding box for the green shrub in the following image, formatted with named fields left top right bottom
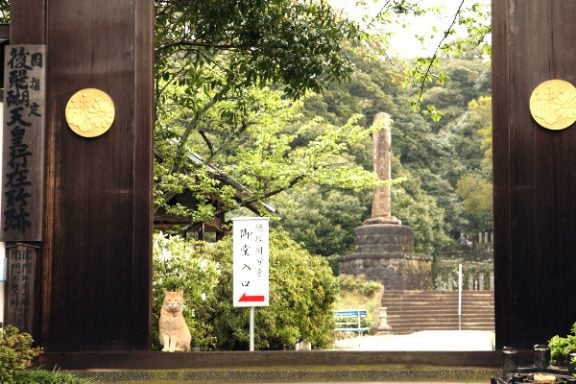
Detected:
left=337, top=274, right=383, bottom=297
left=549, top=322, right=576, bottom=366
left=16, top=368, right=95, bottom=384
left=0, top=325, right=42, bottom=384
left=335, top=274, right=384, bottom=335
left=153, top=232, right=221, bottom=350
left=152, top=228, right=338, bottom=350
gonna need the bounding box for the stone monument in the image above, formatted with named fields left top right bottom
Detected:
left=339, top=113, right=432, bottom=290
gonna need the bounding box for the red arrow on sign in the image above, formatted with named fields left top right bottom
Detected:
left=239, top=293, right=265, bottom=302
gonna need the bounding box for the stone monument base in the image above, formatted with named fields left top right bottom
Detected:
left=339, top=224, right=432, bottom=290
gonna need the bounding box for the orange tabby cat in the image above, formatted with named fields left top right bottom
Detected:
left=159, top=289, right=192, bottom=352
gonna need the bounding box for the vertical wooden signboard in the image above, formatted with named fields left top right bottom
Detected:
left=493, top=0, right=576, bottom=348
left=1, top=45, right=45, bottom=241
left=4, top=244, right=38, bottom=333
left=1, top=45, right=45, bottom=334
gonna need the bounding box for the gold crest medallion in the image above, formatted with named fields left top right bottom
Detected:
left=529, top=79, right=576, bottom=131
left=65, top=88, right=115, bottom=138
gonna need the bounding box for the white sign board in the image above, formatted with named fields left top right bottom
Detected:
left=233, top=217, right=269, bottom=307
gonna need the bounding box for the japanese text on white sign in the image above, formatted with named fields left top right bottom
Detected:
left=233, top=217, right=269, bottom=307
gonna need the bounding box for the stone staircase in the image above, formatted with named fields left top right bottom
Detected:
left=380, top=290, right=494, bottom=334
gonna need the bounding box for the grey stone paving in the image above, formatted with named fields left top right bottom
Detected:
left=333, top=330, right=495, bottom=351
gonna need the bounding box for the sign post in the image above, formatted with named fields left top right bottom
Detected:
left=232, top=217, right=269, bottom=351
left=458, top=263, right=462, bottom=331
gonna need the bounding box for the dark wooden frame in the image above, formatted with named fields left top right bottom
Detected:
left=9, top=0, right=576, bottom=360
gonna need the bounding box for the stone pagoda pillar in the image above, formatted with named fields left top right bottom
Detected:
left=339, top=113, right=432, bottom=290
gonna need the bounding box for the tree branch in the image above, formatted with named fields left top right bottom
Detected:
left=418, top=0, right=465, bottom=99
left=156, top=40, right=255, bottom=53
left=236, top=175, right=306, bottom=208
left=171, top=84, right=231, bottom=174
left=199, top=129, right=215, bottom=157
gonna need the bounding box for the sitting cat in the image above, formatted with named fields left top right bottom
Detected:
left=159, top=289, right=192, bottom=352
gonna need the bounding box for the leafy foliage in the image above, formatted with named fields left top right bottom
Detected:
left=152, top=229, right=338, bottom=350
left=290, top=43, right=491, bottom=256
left=154, top=81, right=382, bottom=233
left=0, top=326, right=42, bottom=384
left=153, top=0, right=364, bottom=224
left=155, top=0, right=360, bottom=99
left=454, top=96, right=493, bottom=233
left=549, top=322, right=576, bottom=366
left=273, top=184, right=369, bottom=267
left=337, top=274, right=383, bottom=298
left=153, top=233, right=222, bottom=350
left=0, top=0, right=8, bottom=22
left=335, top=274, right=383, bottom=334
left=393, top=164, right=452, bottom=255
left=15, top=368, right=95, bottom=384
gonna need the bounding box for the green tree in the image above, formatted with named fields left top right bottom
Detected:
left=154, top=0, right=361, bottom=193
left=210, top=230, right=339, bottom=350
left=454, top=96, right=493, bottom=234
left=388, top=56, right=491, bottom=242
left=393, top=162, right=452, bottom=255
left=456, top=173, right=492, bottom=231
left=155, top=82, right=382, bottom=233
left=152, top=0, right=398, bottom=232
left=151, top=0, right=493, bottom=235
left=155, top=0, right=360, bottom=99
left=273, top=184, right=370, bottom=271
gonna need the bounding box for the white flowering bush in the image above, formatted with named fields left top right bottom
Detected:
left=152, top=232, right=221, bottom=350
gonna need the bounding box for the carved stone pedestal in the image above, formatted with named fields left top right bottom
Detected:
left=339, top=224, right=432, bottom=290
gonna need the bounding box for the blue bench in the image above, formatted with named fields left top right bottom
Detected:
left=334, top=309, right=369, bottom=334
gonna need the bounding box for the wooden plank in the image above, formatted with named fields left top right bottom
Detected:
left=493, top=0, right=576, bottom=348
left=1, top=45, right=46, bottom=241
left=130, top=0, right=154, bottom=350
left=9, top=0, right=45, bottom=44
left=491, top=0, right=512, bottom=349
left=4, top=244, right=39, bottom=334
left=42, top=0, right=153, bottom=351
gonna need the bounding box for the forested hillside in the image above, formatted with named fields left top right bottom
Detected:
left=275, top=50, right=492, bottom=263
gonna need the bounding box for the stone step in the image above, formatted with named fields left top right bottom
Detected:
left=383, top=308, right=494, bottom=314
left=380, top=290, right=494, bottom=334
left=388, top=310, right=494, bottom=321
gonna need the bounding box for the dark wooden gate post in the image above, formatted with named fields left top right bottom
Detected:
left=493, top=0, right=576, bottom=349
left=7, top=0, right=154, bottom=351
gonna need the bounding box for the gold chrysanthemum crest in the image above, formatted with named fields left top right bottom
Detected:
left=529, top=79, right=576, bottom=131
left=65, top=88, right=115, bottom=138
